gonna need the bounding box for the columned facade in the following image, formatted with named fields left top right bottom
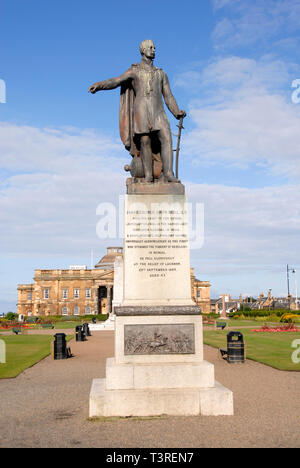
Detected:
left=17, top=268, right=114, bottom=317
left=17, top=248, right=211, bottom=316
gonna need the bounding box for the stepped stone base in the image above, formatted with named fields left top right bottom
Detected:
left=105, top=358, right=215, bottom=390
left=89, top=313, right=234, bottom=417
left=89, top=378, right=233, bottom=417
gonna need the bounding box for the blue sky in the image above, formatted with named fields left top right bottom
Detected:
left=1, top=0, right=300, bottom=312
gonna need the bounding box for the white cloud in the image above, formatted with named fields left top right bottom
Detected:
left=212, top=0, right=240, bottom=11
left=187, top=182, right=300, bottom=296
left=176, top=56, right=294, bottom=98
left=212, top=0, right=300, bottom=52
left=0, top=123, right=128, bottom=257
left=187, top=93, right=300, bottom=177
left=0, top=123, right=122, bottom=173
left=176, top=57, right=300, bottom=178
left=200, top=56, right=292, bottom=94
left=173, top=53, right=300, bottom=295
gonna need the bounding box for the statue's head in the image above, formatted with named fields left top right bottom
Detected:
left=139, top=39, right=155, bottom=59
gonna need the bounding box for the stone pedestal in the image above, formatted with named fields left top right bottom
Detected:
left=122, top=193, right=194, bottom=307
left=89, top=186, right=233, bottom=417
left=112, top=256, right=123, bottom=313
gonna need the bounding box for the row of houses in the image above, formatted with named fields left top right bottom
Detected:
left=210, top=292, right=299, bottom=315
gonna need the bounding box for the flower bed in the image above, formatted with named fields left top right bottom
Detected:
left=251, top=324, right=300, bottom=333
left=0, top=322, right=37, bottom=330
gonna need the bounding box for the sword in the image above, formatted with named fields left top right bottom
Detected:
left=174, top=116, right=185, bottom=179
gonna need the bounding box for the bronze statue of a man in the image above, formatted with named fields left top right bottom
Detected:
left=89, top=40, right=186, bottom=183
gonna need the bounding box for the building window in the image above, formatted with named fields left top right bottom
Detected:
left=62, top=307, right=68, bottom=316
left=74, top=306, right=79, bottom=316
left=43, top=289, right=49, bottom=299
left=27, top=292, right=32, bottom=301
left=85, top=288, right=91, bottom=298
left=74, top=289, right=80, bottom=299
left=197, top=290, right=201, bottom=299
left=62, top=289, right=68, bottom=299
left=85, top=306, right=91, bottom=314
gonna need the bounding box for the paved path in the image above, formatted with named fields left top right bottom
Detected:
left=0, top=331, right=299, bottom=448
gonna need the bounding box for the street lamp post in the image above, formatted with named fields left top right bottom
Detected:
left=293, top=269, right=298, bottom=311
left=287, top=265, right=294, bottom=310
left=287, top=265, right=298, bottom=310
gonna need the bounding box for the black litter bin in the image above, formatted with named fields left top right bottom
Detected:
left=54, top=333, right=68, bottom=360
left=76, top=325, right=86, bottom=342
left=83, top=322, right=91, bottom=337
left=227, top=331, right=245, bottom=364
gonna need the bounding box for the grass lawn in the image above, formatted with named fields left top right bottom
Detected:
left=54, top=321, right=79, bottom=329
left=0, top=334, right=73, bottom=379
left=203, top=329, right=300, bottom=371
left=203, top=320, right=259, bottom=329
left=227, top=319, right=263, bottom=328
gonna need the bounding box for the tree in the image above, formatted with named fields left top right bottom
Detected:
left=6, top=312, right=18, bottom=321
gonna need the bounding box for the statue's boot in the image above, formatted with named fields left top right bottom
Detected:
left=164, top=171, right=180, bottom=183
left=161, top=145, right=180, bottom=183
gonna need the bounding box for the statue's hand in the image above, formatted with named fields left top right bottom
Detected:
left=176, top=110, right=186, bottom=119
left=88, top=84, right=99, bottom=94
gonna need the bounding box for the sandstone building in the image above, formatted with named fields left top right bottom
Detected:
left=17, top=247, right=211, bottom=316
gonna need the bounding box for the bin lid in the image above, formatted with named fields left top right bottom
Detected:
left=227, top=331, right=243, bottom=340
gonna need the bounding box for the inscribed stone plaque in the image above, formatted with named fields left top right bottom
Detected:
left=123, top=194, right=193, bottom=305
left=124, top=323, right=195, bottom=355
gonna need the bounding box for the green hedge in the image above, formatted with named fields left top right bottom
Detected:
left=203, top=313, right=220, bottom=319
left=37, top=314, right=109, bottom=323
left=230, top=309, right=300, bottom=318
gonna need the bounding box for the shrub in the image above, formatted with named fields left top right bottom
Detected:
left=266, top=315, right=281, bottom=322
left=95, top=314, right=109, bottom=321
left=280, top=313, right=300, bottom=323
left=232, top=308, right=295, bottom=319
left=39, top=316, right=61, bottom=323
left=204, top=313, right=220, bottom=319
left=34, top=314, right=109, bottom=323
left=239, top=305, right=252, bottom=312
left=6, top=312, right=18, bottom=321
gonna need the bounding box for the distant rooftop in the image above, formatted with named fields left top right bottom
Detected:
left=69, top=265, right=87, bottom=270
left=95, top=247, right=123, bottom=270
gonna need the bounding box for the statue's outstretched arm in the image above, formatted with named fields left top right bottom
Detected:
left=89, top=69, right=133, bottom=94
left=162, top=72, right=186, bottom=120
